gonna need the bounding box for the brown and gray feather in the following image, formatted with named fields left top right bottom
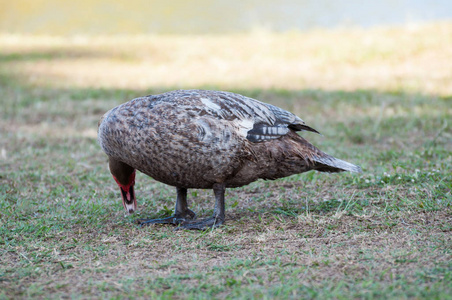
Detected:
left=98, top=89, right=361, bottom=189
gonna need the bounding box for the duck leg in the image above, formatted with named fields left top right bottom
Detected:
left=137, top=187, right=196, bottom=226
left=176, top=183, right=226, bottom=230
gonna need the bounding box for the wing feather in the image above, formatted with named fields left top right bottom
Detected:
left=149, top=89, right=320, bottom=143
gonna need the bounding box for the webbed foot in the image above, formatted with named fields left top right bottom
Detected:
left=175, top=216, right=224, bottom=230
left=137, top=209, right=196, bottom=227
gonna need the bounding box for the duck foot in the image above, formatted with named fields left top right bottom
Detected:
left=175, top=216, right=224, bottom=230
left=137, top=209, right=196, bottom=227
left=176, top=183, right=226, bottom=230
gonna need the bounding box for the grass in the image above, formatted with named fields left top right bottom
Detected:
left=1, top=22, right=451, bottom=299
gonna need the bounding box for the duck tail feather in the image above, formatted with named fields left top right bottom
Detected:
left=313, top=156, right=362, bottom=173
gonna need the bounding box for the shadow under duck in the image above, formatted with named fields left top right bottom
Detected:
left=98, top=89, right=362, bottom=230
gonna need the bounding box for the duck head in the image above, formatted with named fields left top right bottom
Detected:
left=109, top=158, right=137, bottom=213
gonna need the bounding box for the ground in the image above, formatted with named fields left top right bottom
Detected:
left=0, top=22, right=451, bottom=299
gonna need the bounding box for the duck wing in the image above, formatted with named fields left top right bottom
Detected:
left=246, top=102, right=320, bottom=142
left=170, top=90, right=319, bottom=143
left=186, top=91, right=360, bottom=175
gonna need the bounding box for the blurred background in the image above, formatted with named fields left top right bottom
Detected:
left=1, top=0, right=452, bottom=94
left=1, top=0, right=452, bottom=92
left=1, top=0, right=452, bottom=35
left=1, top=1, right=452, bottom=91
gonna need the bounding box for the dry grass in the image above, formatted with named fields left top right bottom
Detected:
left=1, top=22, right=452, bottom=94
left=1, top=22, right=451, bottom=299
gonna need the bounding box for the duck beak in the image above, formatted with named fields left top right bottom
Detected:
left=120, top=185, right=136, bottom=214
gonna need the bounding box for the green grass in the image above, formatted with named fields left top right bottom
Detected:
left=1, top=23, right=452, bottom=299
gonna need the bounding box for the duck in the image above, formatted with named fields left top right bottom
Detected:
left=98, top=89, right=362, bottom=230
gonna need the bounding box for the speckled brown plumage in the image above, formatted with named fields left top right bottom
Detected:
left=98, top=89, right=361, bottom=229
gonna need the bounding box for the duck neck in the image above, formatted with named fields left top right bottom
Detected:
left=109, top=158, right=135, bottom=187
